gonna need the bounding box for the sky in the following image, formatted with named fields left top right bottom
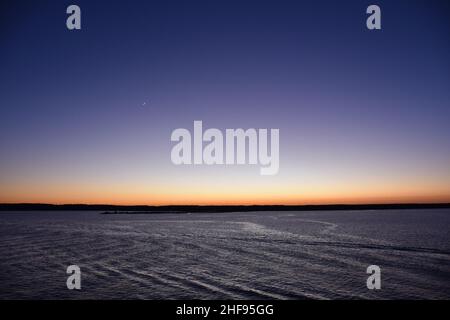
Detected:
left=0, top=0, right=449, bottom=205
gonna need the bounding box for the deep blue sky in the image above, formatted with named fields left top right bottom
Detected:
left=1, top=0, right=449, bottom=204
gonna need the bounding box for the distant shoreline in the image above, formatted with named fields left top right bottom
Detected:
left=1, top=203, right=449, bottom=213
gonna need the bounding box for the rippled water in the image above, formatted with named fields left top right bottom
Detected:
left=0, top=209, right=449, bottom=299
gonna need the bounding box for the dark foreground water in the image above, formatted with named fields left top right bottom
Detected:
left=0, top=209, right=449, bottom=299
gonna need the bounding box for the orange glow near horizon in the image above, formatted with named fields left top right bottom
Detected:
left=1, top=182, right=449, bottom=206
left=2, top=164, right=450, bottom=206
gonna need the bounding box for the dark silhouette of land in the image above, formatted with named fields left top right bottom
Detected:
left=1, top=203, right=449, bottom=214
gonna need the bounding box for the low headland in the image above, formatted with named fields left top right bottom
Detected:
left=1, top=203, right=449, bottom=214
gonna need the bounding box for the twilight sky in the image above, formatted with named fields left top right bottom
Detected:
left=0, top=0, right=449, bottom=205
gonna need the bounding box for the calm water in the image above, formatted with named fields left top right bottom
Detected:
left=0, top=209, right=449, bottom=299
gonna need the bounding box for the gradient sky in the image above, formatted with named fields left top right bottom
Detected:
left=1, top=0, right=449, bottom=205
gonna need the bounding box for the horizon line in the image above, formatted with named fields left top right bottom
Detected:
left=2, top=202, right=450, bottom=207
